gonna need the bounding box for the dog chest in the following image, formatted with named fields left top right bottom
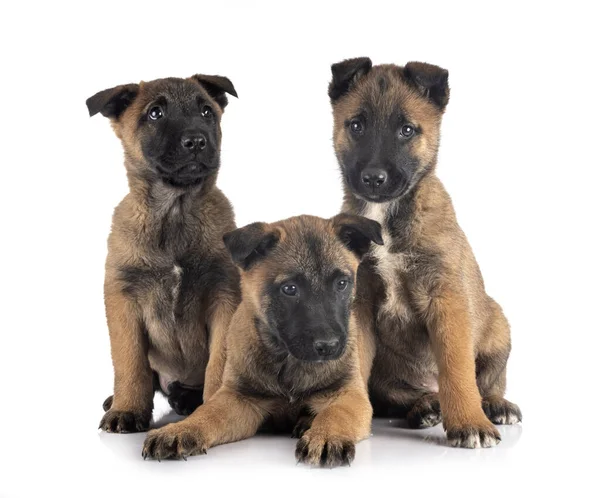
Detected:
left=118, top=254, right=222, bottom=326
left=119, top=263, right=187, bottom=319
left=363, top=203, right=414, bottom=321
left=118, top=259, right=214, bottom=383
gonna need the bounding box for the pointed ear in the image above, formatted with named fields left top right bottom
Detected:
left=329, top=57, right=372, bottom=101
left=404, top=62, right=449, bottom=110
left=86, top=84, right=139, bottom=119
left=332, top=213, right=383, bottom=259
left=223, top=222, right=280, bottom=270
left=192, top=74, right=238, bottom=110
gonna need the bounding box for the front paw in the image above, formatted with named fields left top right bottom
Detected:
left=295, top=431, right=355, bottom=468
left=99, top=409, right=150, bottom=433
left=142, top=424, right=208, bottom=460
left=482, top=397, right=522, bottom=425
left=446, top=419, right=501, bottom=448
left=406, top=394, right=442, bottom=429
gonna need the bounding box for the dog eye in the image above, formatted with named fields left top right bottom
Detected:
left=400, top=124, right=415, bottom=138
left=148, top=106, right=164, bottom=120
left=349, top=119, right=364, bottom=135
left=281, top=284, right=298, bottom=297
left=336, top=279, right=349, bottom=291
left=201, top=106, right=213, bottom=118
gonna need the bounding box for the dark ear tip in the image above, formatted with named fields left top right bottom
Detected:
left=406, top=61, right=449, bottom=80
left=85, top=98, right=96, bottom=117
left=222, top=76, right=238, bottom=98
left=331, top=56, right=372, bottom=73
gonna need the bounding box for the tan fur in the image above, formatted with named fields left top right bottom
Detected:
left=90, top=75, right=240, bottom=432
left=142, top=216, right=375, bottom=466
left=331, top=60, right=521, bottom=448
left=103, top=282, right=153, bottom=416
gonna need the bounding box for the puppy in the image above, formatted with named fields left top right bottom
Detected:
left=329, top=58, right=522, bottom=448
left=141, top=214, right=382, bottom=467
left=86, top=74, right=240, bottom=432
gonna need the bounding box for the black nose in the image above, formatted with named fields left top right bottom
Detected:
left=181, top=134, right=207, bottom=151
left=362, top=168, right=387, bottom=188
left=314, top=339, right=340, bottom=357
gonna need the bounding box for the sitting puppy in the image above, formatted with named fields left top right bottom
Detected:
left=328, top=58, right=522, bottom=448
left=141, top=214, right=383, bottom=467
left=86, top=74, right=240, bottom=432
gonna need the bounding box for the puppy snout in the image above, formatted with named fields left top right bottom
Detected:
left=313, top=338, right=340, bottom=357
left=181, top=133, right=207, bottom=152
left=361, top=168, right=387, bottom=188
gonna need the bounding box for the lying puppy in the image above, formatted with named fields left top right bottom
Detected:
left=86, top=73, right=240, bottom=432
left=141, top=214, right=383, bottom=466
left=329, top=58, right=522, bottom=448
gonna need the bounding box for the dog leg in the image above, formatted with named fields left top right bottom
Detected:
left=141, top=387, right=267, bottom=460
left=353, top=265, right=378, bottom=388
left=102, top=371, right=160, bottom=413
left=478, top=355, right=522, bottom=426
left=296, top=387, right=372, bottom=467
left=204, top=293, right=238, bottom=401
left=482, top=394, right=522, bottom=425
left=476, top=301, right=522, bottom=425
left=425, top=287, right=501, bottom=448
left=99, top=288, right=154, bottom=433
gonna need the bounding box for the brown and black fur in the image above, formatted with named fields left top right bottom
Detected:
left=86, top=74, right=240, bottom=433
left=141, top=214, right=382, bottom=467
left=329, top=58, right=521, bottom=448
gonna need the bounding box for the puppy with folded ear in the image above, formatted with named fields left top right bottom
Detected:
left=87, top=73, right=240, bottom=433
left=329, top=58, right=522, bottom=448
left=142, top=214, right=382, bottom=467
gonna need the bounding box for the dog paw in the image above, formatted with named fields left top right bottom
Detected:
left=291, top=415, right=314, bottom=439
left=482, top=397, right=522, bottom=425
left=102, top=395, right=113, bottom=412
left=295, top=431, right=355, bottom=468
left=142, top=424, right=208, bottom=460
left=99, top=409, right=150, bottom=433
left=406, top=395, right=442, bottom=429
left=167, top=383, right=204, bottom=416
left=446, top=419, right=501, bottom=448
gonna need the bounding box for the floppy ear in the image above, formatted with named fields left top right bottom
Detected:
left=332, top=213, right=383, bottom=259
left=223, top=222, right=280, bottom=270
left=328, top=57, right=372, bottom=101
left=404, top=62, right=449, bottom=110
left=86, top=84, right=139, bottom=119
left=192, top=74, right=238, bottom=110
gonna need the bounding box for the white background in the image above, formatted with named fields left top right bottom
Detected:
left=1, top=1, right=598, bottom=496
